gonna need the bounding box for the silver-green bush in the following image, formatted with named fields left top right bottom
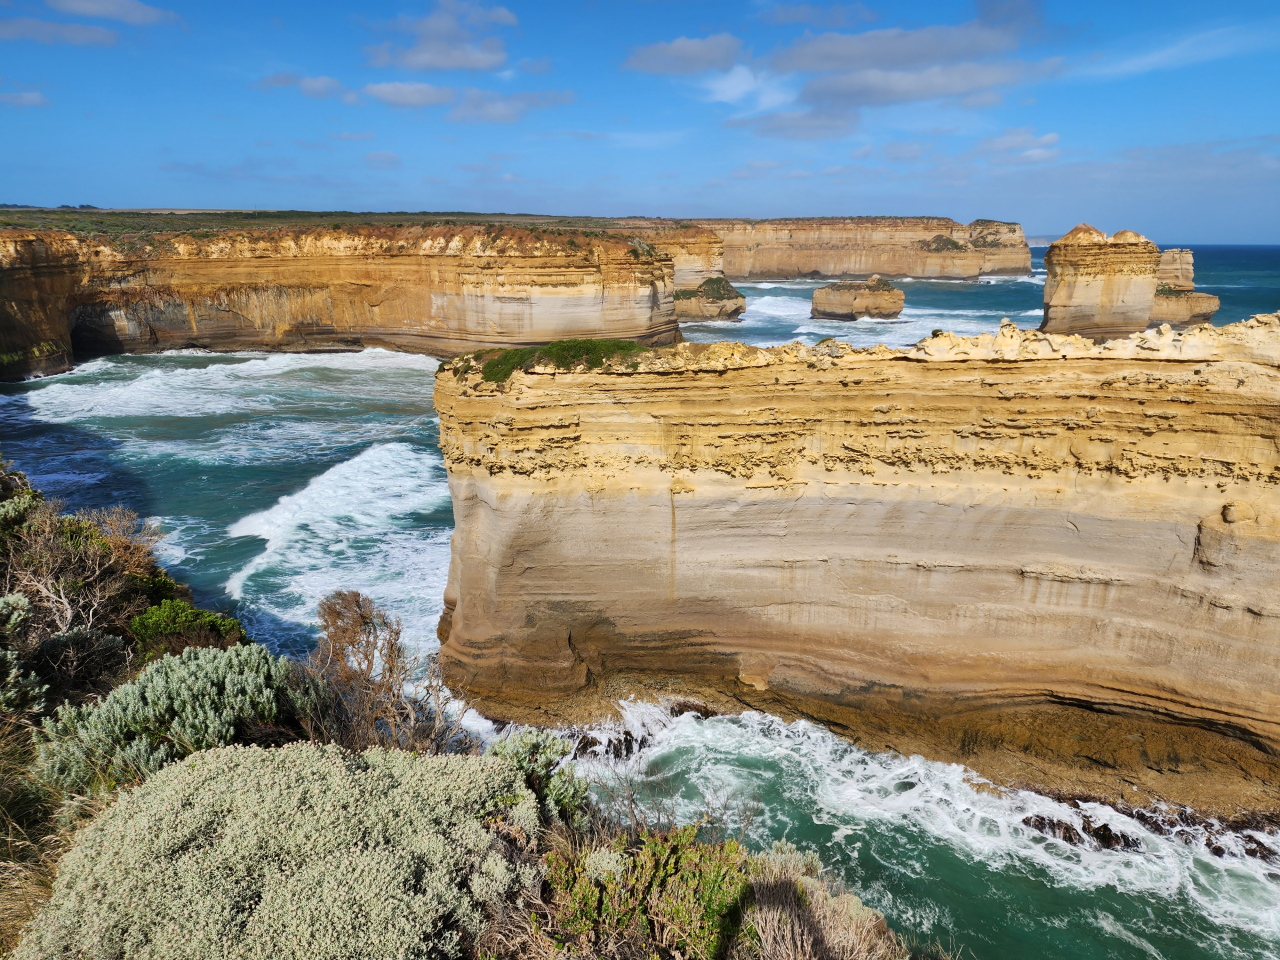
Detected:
left=15, top=742, right=542, bottom=960
left=33, top=643, right=305, bottom=794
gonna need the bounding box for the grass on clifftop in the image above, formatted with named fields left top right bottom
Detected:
left=477, top=339, right=651, bottom=382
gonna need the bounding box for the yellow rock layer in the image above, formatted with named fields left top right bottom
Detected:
left=1041, top=224, right=1162, bottom=340
left=436, top=315, right=1280, bottom=810
left=694, top=217, right=1031, bottom=280
left=0, top=226, right=682, bottom=379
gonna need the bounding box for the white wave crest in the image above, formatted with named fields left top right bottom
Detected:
left=225, top=441, right=452, bottom=651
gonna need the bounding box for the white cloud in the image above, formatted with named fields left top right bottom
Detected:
left=0, top=91, right=48, bottom=107
left=447, top=88, right=573, bottom=123
left=364, top=151, right=402, bottom=169
left=366, top=1, right=517, bottom=71
left=1084, top=25, right=1279, bottom=78
left=362, top=82, right=455, bottom=108
left=773, top=21, right=1019, bottom=72
left=703, top=65, right=792, bottom=111
left=0, top=17, right=115, bottom=44
left=44, top=0, right=174, bottom=26
left=801, top=61, right=1044, bottom=108
left=258, top=73, right=359, bottom=104
left=623, top=33, right=741, bottom=75
left=731, top=109, right=858, bottom=141
left=977, top=126, right=1062, bottom=164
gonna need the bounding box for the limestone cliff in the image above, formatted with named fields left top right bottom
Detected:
left=1150, top=291, right=1221, bottom=327
left=694, top=217, right=1031, bottom=280
left=643, top=228, right=725, bottom=290
left=436, top=315, right=1280, bottom=812
left=1157, top=248, right=1195, bottom=291
left=811, top=276, right=903, bottom=319
left=1040, top=224, right=1162, bottom=341
left=0, top=226, right=681, bottom=380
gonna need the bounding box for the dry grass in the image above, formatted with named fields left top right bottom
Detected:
left=0, top=715, right=61, bottom=953
left=300, top=590, right=474, bottom=755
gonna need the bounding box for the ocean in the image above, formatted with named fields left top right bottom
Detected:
left=2, top=245, right=1278, bottom=959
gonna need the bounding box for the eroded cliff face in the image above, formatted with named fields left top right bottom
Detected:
left=1041, top=224, right=1162, bottom=341
left=1151, top=248, right=1220, bottom=327
left=0, top=226, right=681, bottom=379
left=694, top=217, right=1031, bottom=280
left=437, top=316, right=1280, bottom=811
left=643, top=229, right=725, bottom=290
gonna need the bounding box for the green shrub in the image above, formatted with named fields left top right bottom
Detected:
left=0, top=648, right=45, bottom=715
left=15, top=743, right=542, bottom=960
left=488, top=728, right=589, bottom=829
left=33, top=644, right=308, bottom=795
left=480, top=339, right=650, bottom=383
left=1156, top=283, right=1189, bottom=297
left=919, top=234, right=963, bottom=252
left=544, top=825, right=751, bottom=959
left=129, top=598, right=245, bottom=662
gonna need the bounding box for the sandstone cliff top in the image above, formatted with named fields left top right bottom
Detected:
left=449, top=313, right=1280, bottom=383
left=0, top=223, right=688, bottom=263
left=1054, top=223, right=1156, bottom=247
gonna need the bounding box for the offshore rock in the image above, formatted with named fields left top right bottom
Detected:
left=673, top=277, right=746, bottom=321
left=1150, top=291, right=1221, bottom=327
left=694, top=217, right=1031, bottom=280
left=436, top=315, right=1280, bottom=813
left=811, top=276, right=904, bottom=320
left=0, top=226, right=682, bottom=380
left=1040, top=224, right=1162, bottom=341
left=1150, top=249, right=1219, bottom=327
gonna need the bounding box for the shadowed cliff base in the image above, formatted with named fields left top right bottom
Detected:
left=434, top=319, right=1280, bottom=820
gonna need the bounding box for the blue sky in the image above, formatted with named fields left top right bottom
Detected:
left=2, top=0, right=1278, bottom=241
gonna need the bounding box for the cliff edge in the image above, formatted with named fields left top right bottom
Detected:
left=436, top=315, right=1280, bottom=813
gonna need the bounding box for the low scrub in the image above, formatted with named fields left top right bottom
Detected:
left=478, top=339, right=650, bottom=382
left=33, top=643, right=310, bottom=796
left=14, top=742, right=543, bottom=960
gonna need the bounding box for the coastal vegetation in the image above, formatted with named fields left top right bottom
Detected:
left=0, top=453, right=942, bottom=959
left=673, top=277, right=743, bottom=302
left=473, top=338, right=652, bottom=383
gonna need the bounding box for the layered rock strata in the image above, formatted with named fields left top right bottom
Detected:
left=1040, top=224, right=1162, bottom=341
left=1157, top=248, right=1196, bottom=291
left=672, top=277, right=746, bottom=321
left=643, top=228, right=725, bottom=291
left=1150, top=249, right=1220, bottom=327
left=437, top=315, right=1280, bottom=812
left=811, top=276, right=904, bottom=320
left=0, top=226, right=681, bottom=380
left=695, top=217, right=1031, bottom=280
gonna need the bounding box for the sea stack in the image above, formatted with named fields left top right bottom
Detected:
left=1040, top=224, right=1162, bottom=341
left=811, top=275, right=904, bottom=320
left=672, top=276, right=747, bottom=321
left=1150, top=248, right=1221, bottom=327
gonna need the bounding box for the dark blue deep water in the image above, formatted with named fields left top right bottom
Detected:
left=2, top=248, right=1278, bottom=960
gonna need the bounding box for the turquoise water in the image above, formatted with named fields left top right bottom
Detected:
left=2, top=252, right=1280, bottom=959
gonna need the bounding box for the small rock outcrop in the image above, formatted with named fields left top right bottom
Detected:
left=811, top=275, right=904, bottom=320
left=1150, top=248, right=1220, bottom=327
left=673, top=277, right=746, bottom=321
left=1040, top=224, right=1162, bottom=341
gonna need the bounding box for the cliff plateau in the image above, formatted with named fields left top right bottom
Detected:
left=0, top=226, right=682, bottom=380
left=695, top=217, right=1031, bottom=280
left=437, top=316, right=1280, bottom=812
